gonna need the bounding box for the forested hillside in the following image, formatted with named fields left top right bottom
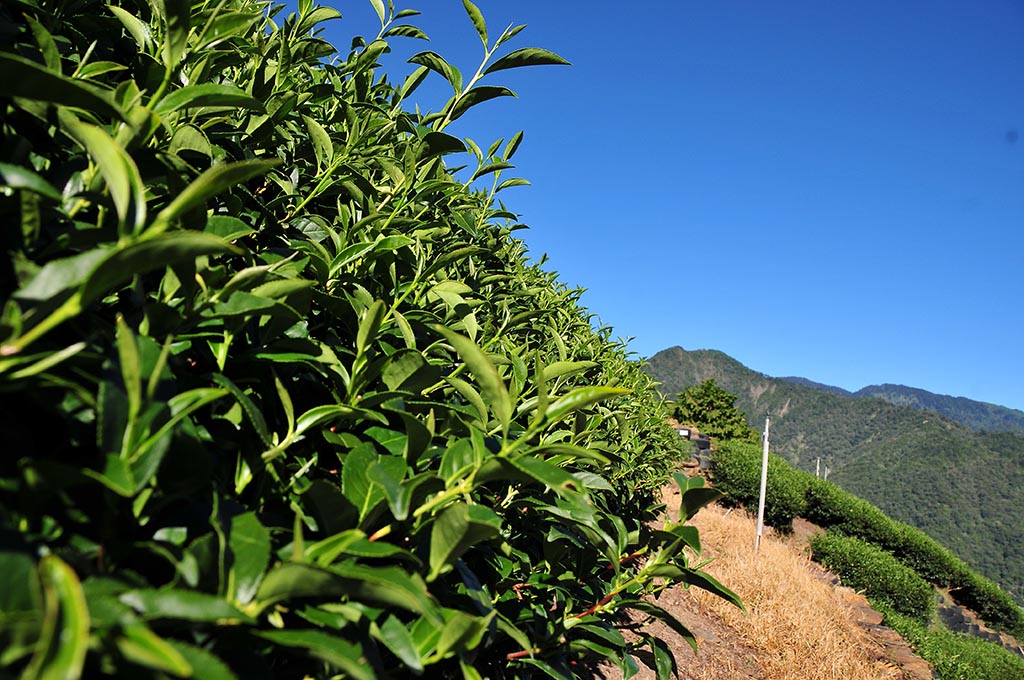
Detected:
left=645, top=346, right=1024, bottom=603
left=853, top=384, right=1024, bottom=434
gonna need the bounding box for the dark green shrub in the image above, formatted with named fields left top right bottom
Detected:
left=880, top=605, right=1024, bottom=680
left=806, top=478, right=962, bottom=584
left=809, top=532, right=935, bottom=624
left=893, top=522, right=968, bottom=587
left=0, top=1, right=737, bottom=678
left=805, top=478, right=1024, bottom=637
left=711, top=439, right=808, bottom=532
left=950, top=570, right=1024, bottom=641
left=671, top=379, right=759, bottom=444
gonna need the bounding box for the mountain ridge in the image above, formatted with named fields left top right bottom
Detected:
left=643, top=345, right=1024, bottom=604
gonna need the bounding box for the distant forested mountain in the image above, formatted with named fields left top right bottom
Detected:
left=778, top=376, right=854, bottom=397
left=644, top=346, right=1024, bottom=603
left=852, top=383, right=1024, bottom=434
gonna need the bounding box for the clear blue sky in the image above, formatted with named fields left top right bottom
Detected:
left=320, top=1, right=1024, bottom=410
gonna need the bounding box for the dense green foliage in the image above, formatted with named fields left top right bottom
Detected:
left=711, top=445, right=1024, bottom=639
left=709, top=439, right=808, bottom=533
left=671, top=379, right=759, bottom=444
left=855, top=383, right=1024, bottom=434
left=646, top=345, right=1024, bottom=605
left=809, top=532, right=934, bottom=624
left=806, top=477, right=1024, bottom=640
left=0, top=1, right=739, bottom=677
left=879, top=606, right=1024, bottom=680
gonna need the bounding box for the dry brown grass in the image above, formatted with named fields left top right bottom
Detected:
left=669, top=503, right=900, bottom=680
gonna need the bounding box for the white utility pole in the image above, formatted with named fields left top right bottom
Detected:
left=755, top=416, right=770, bottom=553
left=816, top=457, right=820, bottom=478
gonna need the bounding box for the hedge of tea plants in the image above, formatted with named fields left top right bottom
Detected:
left=808, top=531, right=934, bottom=624
left=0, top=0, right=740, bottom=677
left=709, top=439, right=809, bottom=533
left=878, top=605, right=1024, bottom=680
left=711, top=443, right=1024, bottom=639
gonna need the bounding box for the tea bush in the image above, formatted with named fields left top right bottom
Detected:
left=806, top=479, right=1024, bottom=638
left=710, top=439, right=809, bottom=532
left=809, top=532, right=934, bottom=624
left=0, top=0, right=739, bottom=677
left=879, top=605, right=1024, bottom=680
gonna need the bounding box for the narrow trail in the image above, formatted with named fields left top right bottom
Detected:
left=600, top=488, right=935, bottom=680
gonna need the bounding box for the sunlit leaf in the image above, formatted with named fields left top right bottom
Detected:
left=0, top=163, right=62, bottom=201
left=155, top=83, right=263, bottom=114
left=461, top=0, right=487, bottom=46
left=429, top=502, right=501, bottom=581
left=484, top=47, right=571, bottom=74
left=20, top=556, right=89, bottom=680
left=148, top=159, right=278, bottom=234
left=435, top=326, right=512, bottom=434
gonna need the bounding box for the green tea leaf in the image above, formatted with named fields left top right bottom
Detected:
left=302, top=114, right=334, bottom=170
left=508, top=455, right=579, bottom=495
left=384, top=24, right=429, bottom=40
left=369, top=0, right=386, bottom=25
left=0, top=162, right=62, bottom=201
left=0, top=53, right=125, bottom=120
left=449, top=86, right=515, bottom=124
left=161, top=0, right=190, bottom=69
left=212, top=374, right=272, bottom=447
left=429, top=502, right=501, bottom=581
left=81, top=233, right=241, bottom=307
left=0, top=549, right=42, bottom=666
left=378, top=614, right=423, bottom=671
left=115, top=317, right=142, bottom=440
left=544, top=386, right=629, bottom=426
left=435, top=609, right=493, bottom=660
left=164, top=641, right=237, bottom=680
left=256, top=562, right=438, bottom=621
left=195, top=11, right=260, bottom=48
left=435, top=326, right=512, bottom=434
left=541, top=360, right=599, bottom=383
left=294, top=404, right=385, bottom=438
left=26, top=16, right=59, bottom=71
left=382, top=349, right=440, bottom=393
left=169, top=124, right=213, bottom=157
left=155, top=83, right=263, bottom=114
left=496, top=177, right=530, bottom=192
left=114, top=622, right=191, bottom=676
left=356, top=300, right=385, bottom=356
left=484, top=47, right=571, bottom=75
left=462, top=0, right=487, bottom=46
left=148, top=159, right=279, bottom=235
left=674, top=473, right=724, bottom=521
left=84, top=455, right=135, bottom=496
left=421, top=132, right=466, bottom=157
left=296, top=6, right=342, bottom=35
left=341, top=443, right=385, bottom=521
left=257, top=630, right=371, bottom=679
left=77, top=61, right=129, bottom=79
left=119, top=588, right=250, bottom=622
left=204, top=215, right=254, bottom=241
left=408, top=51, right=462, bottom=93
left=470, top=160, right=515, bottom=182
left=59, top=109, right=146, bottom=232
left=228, top=512, right=270, bottom=606
left=504, top=130, right=524, bottom=160
left=20, top=556, right=89, bottom=680
left=108, top=6, right=153, bottom=50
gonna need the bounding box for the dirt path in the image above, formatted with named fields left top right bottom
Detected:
left=598, top=490, right=934, bottom=680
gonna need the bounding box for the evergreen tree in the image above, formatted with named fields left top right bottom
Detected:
left=673, top=379, right=759, bottom=443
